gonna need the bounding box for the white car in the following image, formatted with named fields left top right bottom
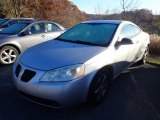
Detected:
left=13, top=20, right=150, bottom=108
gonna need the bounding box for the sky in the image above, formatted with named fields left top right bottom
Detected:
left=69, top=0, right=160, bottom=14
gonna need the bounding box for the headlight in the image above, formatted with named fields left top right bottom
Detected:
left=40, top=64, right=85, bottom=82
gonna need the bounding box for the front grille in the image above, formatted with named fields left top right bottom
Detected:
left=19, top=91, right=60, bottom=108
left=15, top=64, right=21, bottom=78
left=21, top=69, right=36, bottom=82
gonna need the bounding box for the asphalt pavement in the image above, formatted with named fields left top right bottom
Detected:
left=0, top=64, right=160, bottom=120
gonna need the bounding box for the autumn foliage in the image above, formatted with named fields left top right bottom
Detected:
left=0, top=0, right=88, bottom=27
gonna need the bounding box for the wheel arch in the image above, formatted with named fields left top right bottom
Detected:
left=86, top=65, right=114, bottom=98
left=86, top=65, right=114, bottom=104
left=93, top=65, right=114, bottom=81
left=0, top=44, right=21, bottom=54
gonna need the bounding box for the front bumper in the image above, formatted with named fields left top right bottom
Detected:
left=13, top=62, right=94, bottom=108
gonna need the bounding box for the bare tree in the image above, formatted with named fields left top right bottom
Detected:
left=0, top=0, right=13, bottom=17
left=120, top=0, right=139, bottom=13
left=94, top=3, right=103, bottom=15
left=105, top=9, right=110, bottom=15
left=0, top=0, right=25, bottom=18
left=12, top=0, right=24, bottom=17
left=110, top=8, right=120, bottom=14
left=120, top=0, right=140, bottom=19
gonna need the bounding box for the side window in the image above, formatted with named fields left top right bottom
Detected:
left=45, top=23, right=61, bottom=32
left=26, top=23, right=45, bottom=35
left=121, top=24, right=140, bottom=38
left=133, top=26, right=141, bottom=35
left=121, top=25, right=134, bottom=38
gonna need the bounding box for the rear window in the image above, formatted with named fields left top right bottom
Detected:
left=0, top=23, right=30, bottom=35
left=0, top=19, right=8, bottom=25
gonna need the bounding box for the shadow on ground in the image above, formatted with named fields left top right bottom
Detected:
left=0, top=64, right=160, bottom=120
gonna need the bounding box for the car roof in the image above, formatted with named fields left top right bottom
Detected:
left=17, top=20, right=60, bottom=24
left=15, top=20, right=65, bottom=29
left=17, top=20, right=36, bottom=24
left=4, top=18, right=34, bottom=20
left=82, top=20, right=123, bottom=25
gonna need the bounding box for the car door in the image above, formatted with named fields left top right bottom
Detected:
left=129, top=25, right=144, bottom=61
left=19, top=22, right=47, bottom=51
left=43, top=22, right=64, bottom=41
left=123, top=24, right=143, bottom=62
left=112, top=24, right=137, bottom=76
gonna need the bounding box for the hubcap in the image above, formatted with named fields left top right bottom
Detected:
left=143, top=47, right=149, bottom=63
left=94, top=73, right=109, bottom=101
left=1, top=48, right=17, bottom=64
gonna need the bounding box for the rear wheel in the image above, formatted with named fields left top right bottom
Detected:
left=140, top=46, right=149, bottom=64
left=87, top=68, right=112, bottom=105
left=0, top=46, right=19, bottom=65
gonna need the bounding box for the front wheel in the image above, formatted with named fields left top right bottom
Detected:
left=0, top=46, right=19, bottom=65
left=87, top=68, right=112, bottom=105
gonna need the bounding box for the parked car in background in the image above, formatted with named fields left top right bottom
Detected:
left=0, top=18, right=34, bottom=31
left=13, top=20, right=150, bottom=108
left=0, top=19, right=8, bottom=27
left=0, top=21, right=65, bottom=64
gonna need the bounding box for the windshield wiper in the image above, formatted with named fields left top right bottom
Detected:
left=56, top=37, right=101, bottom=46
left=73, top=40, right=98, bottom=46
left=56, top=37, right=81, bottom=43
left=56, top=37, right=70, bottom=42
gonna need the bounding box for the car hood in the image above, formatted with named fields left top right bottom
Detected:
left=0, top=34, right=16, bottom=40
left=20, top=40, right=106, bottom=71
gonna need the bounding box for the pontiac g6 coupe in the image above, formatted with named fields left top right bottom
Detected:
left=13, top=20, right=150, bottom=108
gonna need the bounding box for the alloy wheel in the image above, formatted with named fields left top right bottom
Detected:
left=0, top=47, right=18, bottom=64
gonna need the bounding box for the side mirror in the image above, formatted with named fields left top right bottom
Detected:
left=120, top=38, right=133, bottom=44
left=19, top=30, right=31, bottom=37
left=115, top=38, right=133, bottom=47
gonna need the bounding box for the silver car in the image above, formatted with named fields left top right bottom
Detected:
left=13, top=20, right=150, bottom=108
left=0, top=21, right=65, bottom=64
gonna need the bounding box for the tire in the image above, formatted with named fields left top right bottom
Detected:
left=87, top=68, right=112, bottom=105
left=139, top=45, right=149, bottom=64
left=0, top=46, right=19, bottom=65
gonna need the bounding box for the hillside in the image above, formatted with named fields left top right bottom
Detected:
left=0, top=0, right=88, bottom=27
left=87, top=9, right=160, bottom=35
left=0, top=1, right=160, bottom=34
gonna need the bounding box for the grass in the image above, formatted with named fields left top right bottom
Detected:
left=146, top=35, right=160, bottom=65
left=146, top=54, right=160, bottom=65
left=149, top=35, right=160, bottom=55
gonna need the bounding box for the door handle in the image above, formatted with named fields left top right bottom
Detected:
left=41, top=35, right=45, bottom=38
left=136, top=41, right=139, bottom=44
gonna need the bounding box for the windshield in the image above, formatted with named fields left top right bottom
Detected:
left=0, top=23, right=30, bottom=35
left=0, top=19, right=8, bottom=25
left=57, top=23, right=118, bottom=46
